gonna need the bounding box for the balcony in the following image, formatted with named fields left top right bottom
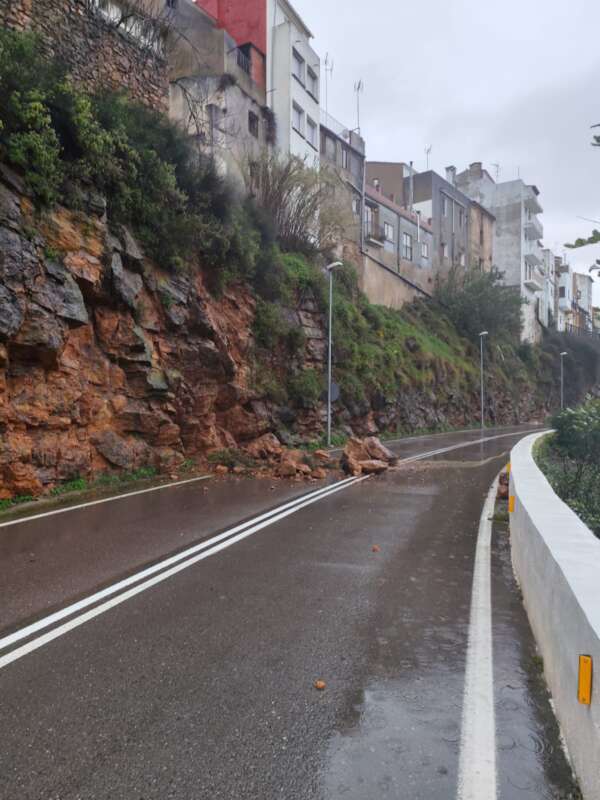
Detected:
left=235, top=48, right=251, bottom=75
left=524, top=188, right=543, bottom=215
left=524, top=215, right=543, bottom=240
left=523, top=267, right=543, bottom=292
left=365, top=223, right=386, bottom=246
left=523, top=240, right=543, bottom=267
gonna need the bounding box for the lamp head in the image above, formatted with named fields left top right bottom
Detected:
left=479, top=331, right=489, bottom=337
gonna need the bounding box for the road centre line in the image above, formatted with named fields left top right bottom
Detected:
left=0, top=429, right=538, bottom=671
left=0, top=475, right=369, bottom=670
left=457, top=475, right=499, bottom=800
left=0, top=476, right=358, bottom=653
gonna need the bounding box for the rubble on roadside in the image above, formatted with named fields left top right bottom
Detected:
left=340, top=436, right=397, bottom=476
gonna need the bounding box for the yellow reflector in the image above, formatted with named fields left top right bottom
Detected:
left=508, top=496, right=515, bottom=513
left=506, top=462, right=511, bottom=475
left=578, top=655, right=593, bottom=705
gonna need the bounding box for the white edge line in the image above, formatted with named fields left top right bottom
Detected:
left=0, top=474, right=369, bottom=671
left=0, top=476, right=358, bottom=652
left=0, top=430, right=538, bottom=657
left=457, top=474, right=499, bottom=800
left=0, top=474, right=212, bottom=529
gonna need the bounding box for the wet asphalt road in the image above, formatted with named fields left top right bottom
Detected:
left=0, top=426, right=578, bottom=799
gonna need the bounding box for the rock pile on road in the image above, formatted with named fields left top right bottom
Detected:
left=341, top=436, right=397, bottom=476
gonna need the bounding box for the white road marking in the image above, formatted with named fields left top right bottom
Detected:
left=1, top=430, right=533, bottom=672
left=0, top=475, right=369, bottom=670
left=0, top=475, right=212, bottom=529
left=0, top=476, right=358, bottom=653
left=457, top=475, right=499, bottom=800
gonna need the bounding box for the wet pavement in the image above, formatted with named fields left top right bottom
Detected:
left=0, top=426, right=578, bottom=799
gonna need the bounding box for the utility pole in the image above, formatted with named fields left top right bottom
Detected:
left=425, top=144, right=432, bottom=170
left=560, top=351, right=567, bottom=409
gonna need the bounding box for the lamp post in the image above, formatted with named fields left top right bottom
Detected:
left=479, top=331, right=488, bottom=430
left=326, top=261, right=343, bottom=447
left=560, top=351, right=568, bottom=410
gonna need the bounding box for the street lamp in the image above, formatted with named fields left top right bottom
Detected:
left=326, top=261, right=343, bottom=447
left=560, top=351, right=568, bottom=410
left=479, top=331, right=488, bottom=430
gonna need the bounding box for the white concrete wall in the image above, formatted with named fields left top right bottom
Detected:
left=510, top=433, right=600, bottom=799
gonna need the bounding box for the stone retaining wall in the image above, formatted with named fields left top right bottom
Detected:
left=0, top=0, right=168, bottom=110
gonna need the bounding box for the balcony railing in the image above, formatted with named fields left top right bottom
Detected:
left=234, top=48, right=251, bottom=75
left=365, top=223, right=386, bottom=245
left=524, top=215, right=543, bottom=240
left=523, top=241, right=543, bottom=266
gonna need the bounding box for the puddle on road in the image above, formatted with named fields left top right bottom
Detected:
left=323, top=674, right=461, bottom=800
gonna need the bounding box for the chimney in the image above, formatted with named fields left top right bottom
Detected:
left=469, top=161, right=483, bottom=178
left=373, top=178, right=381, bottom=192
left=445, top=165, right=456, bottom=185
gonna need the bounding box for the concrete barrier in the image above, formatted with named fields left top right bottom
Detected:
left=510, top=432, right=600, bottom=799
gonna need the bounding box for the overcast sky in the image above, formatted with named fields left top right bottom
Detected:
left=299, top=0, right=600, bottom=301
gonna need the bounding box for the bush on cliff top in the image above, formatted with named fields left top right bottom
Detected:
left=0, top=29, right=253, bottom=278
left=536, top=398, right=600, bottom=537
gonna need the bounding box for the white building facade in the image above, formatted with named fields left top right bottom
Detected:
left=267, top=0, right=320, bottom=165
left=456, top=163, right=545, bottom=343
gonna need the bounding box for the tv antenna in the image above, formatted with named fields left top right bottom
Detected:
left=324, top=53, right=334, bottom=121
left=354, top=79, right=364, bottom=135
left=424, top=144, right=432, bottom=169
left=491, top=162, right=500, bottom=182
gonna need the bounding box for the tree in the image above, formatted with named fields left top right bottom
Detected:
left=433, top=266, right=524, bottom=342
left=242, top=151, right=352, bottom=256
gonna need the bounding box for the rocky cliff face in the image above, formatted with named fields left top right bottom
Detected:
left=0, top=165, right=550, bottom=499
left=0, top=166, right=272, bottom=498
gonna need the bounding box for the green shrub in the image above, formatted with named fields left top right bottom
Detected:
left=287, top=369, right=323, bottom=408
left=207, top=449, right=255, bottom=469
left=536, top=400, right=600, bottom=537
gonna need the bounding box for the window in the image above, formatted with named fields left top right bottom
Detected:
left=248, top=110, right=259, bottom=138
left=306, top=116, right=317, bottom=148
left=384, top=222, right=394, bottom=242
left=292, top=50, right=305, bottom=83
left=459, top=252, right=466, bottom=267
left=292, top=103, right=304, bottom=135
left=324, top=134, right=336, bottom=161
left=402, top=232, right=413, bottom=261
left=352, top=196, right=361, bottom=215
left=442, top=242, right=449, bottom=260
left=307, top=68, right=318, bottom=98
left=559, top=286, right=566, bottom=298
left=480, top=226, right=484, bottom=245
left=458, top=207, right=465, bottom=228
left=341, top=147, right=349, bottom=169
left=442, top=195, right=448, bottom=216
left=421, top=241, right=429, bottom=259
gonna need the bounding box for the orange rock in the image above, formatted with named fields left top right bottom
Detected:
left=372, top=545, right=381, bottom=553
left=311, top=468, right=327, bottom=480
left=214, top=464, right=229, bottom=476
left=314, top=680, right=326, bottom=691
left=359, top=459, right=388, bottom=475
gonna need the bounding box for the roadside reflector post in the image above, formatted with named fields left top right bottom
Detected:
left=506, top=462, right=511, bottom=475
left=508, top=496, right=515, bottom=513
left=578, top=655, right=593, bottom=705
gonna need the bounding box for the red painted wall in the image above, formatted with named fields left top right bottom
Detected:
left=195, top=0, right=267, bottom=55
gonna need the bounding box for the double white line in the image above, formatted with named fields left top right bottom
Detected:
left=0, top=475, right=368, bottom=670
left=0, top=428, right=540, bottom=672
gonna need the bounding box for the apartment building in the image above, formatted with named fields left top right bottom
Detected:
left=556, top=258, right=573, bottom=332
left=359, top=183, right=434, bottom=307
left=540, top=248, right=557, bottom=329
left=168, top=1, right=271, bottom=185
left=456, top=162, right=545, bottom=343
left=573, top=272, right=594, bottom=333
left=320, top=111, right=365, bottom=256
left=366, top=163, right=477, bottom=278
left=468, top=200, right=496, bottom=273
left=193, top=0, right=320, bottom=163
